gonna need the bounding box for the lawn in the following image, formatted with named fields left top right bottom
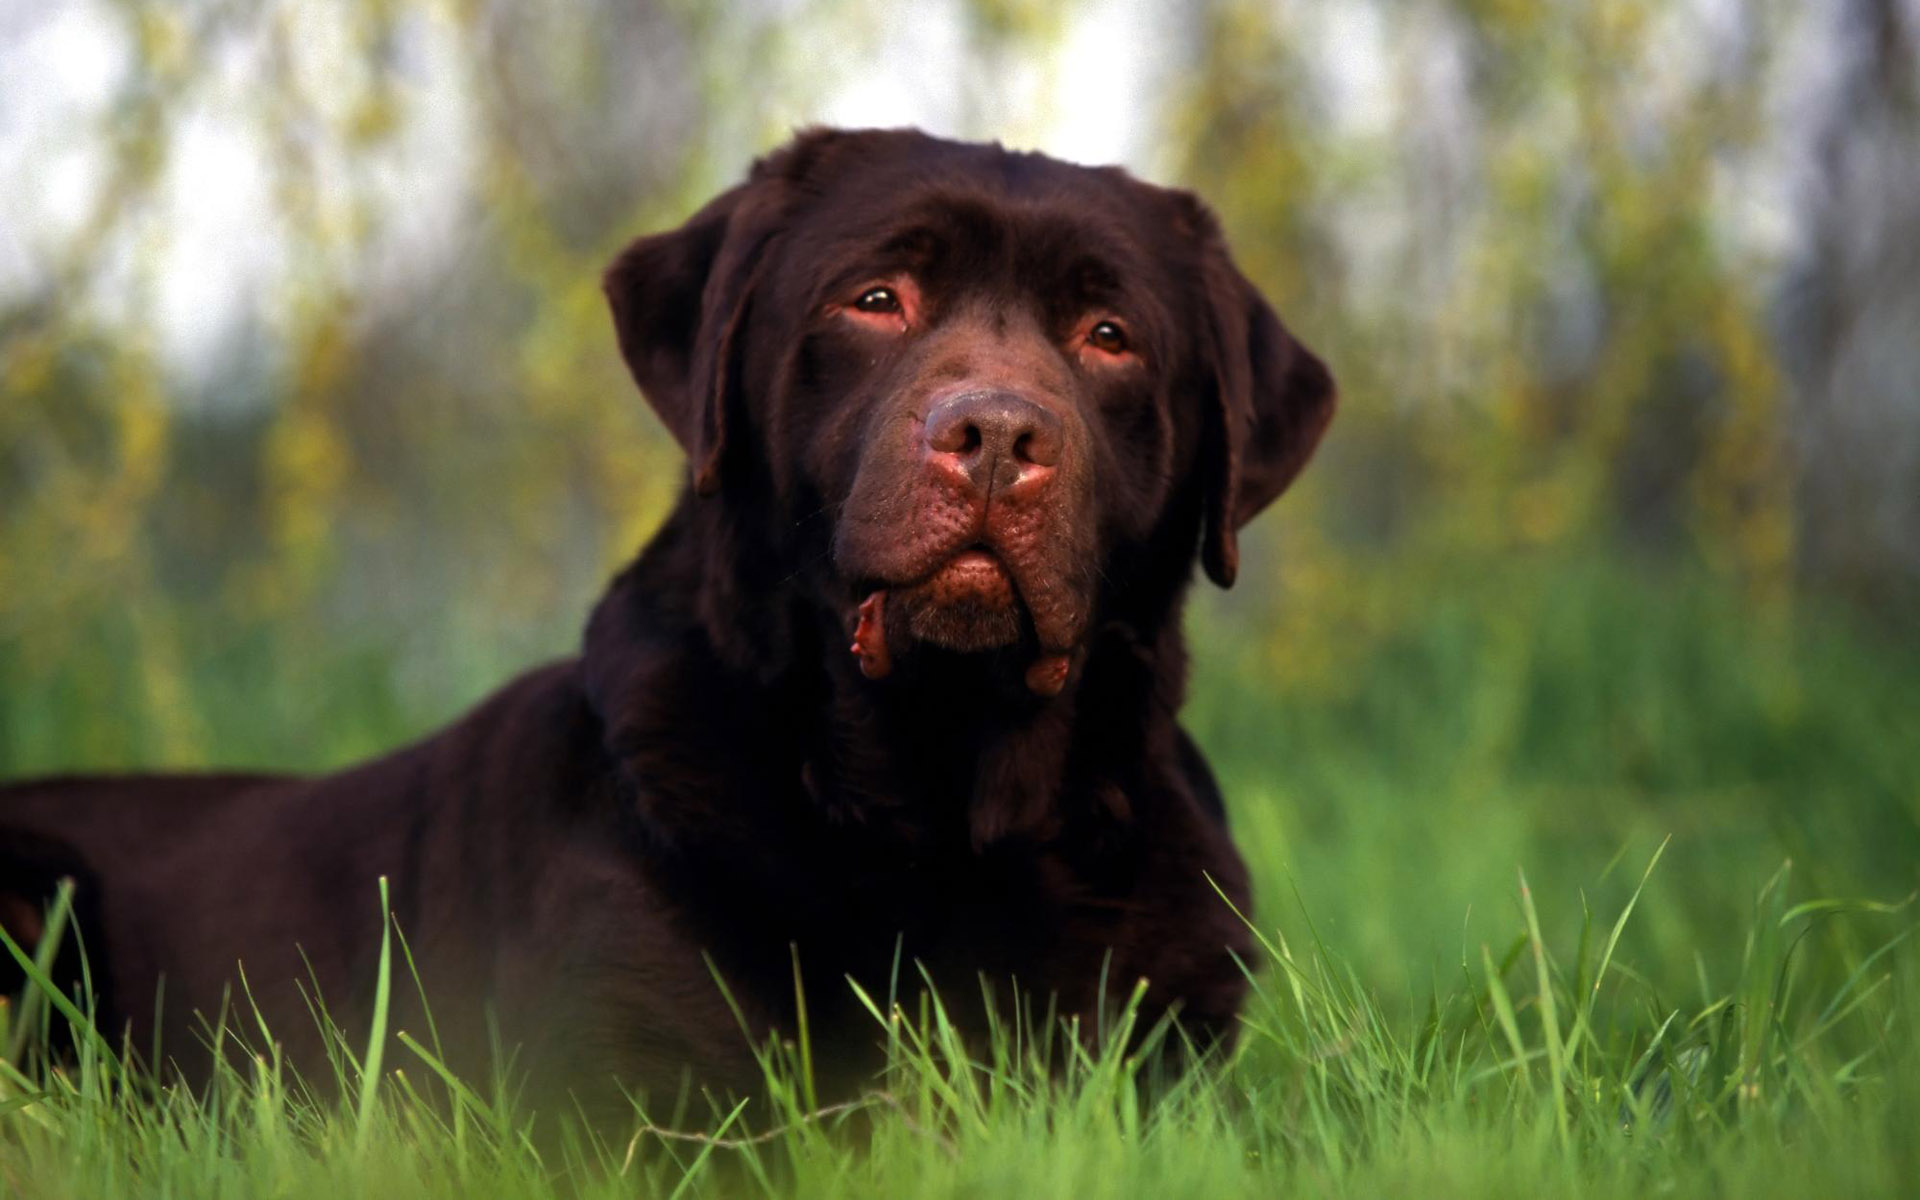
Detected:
left=2, top=551, right=1915, bottom=1198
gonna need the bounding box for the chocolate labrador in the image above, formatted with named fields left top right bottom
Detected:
left=0, top=127, right=1335, bottom=1123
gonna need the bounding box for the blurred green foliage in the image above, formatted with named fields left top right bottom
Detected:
left=0, top=0, right=1915, bottom=1000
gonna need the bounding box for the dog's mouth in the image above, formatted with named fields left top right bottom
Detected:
left=847, top=548, right=1073, bottom=697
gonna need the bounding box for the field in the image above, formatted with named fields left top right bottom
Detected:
left=5, top=0, right=1919, bottom=1194
left=3, top=550, right=1915, bottom=1198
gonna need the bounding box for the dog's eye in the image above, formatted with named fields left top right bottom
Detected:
left=853, top=286, right=902, bottom=314
left=1087, top=320, right=1129, bottom=355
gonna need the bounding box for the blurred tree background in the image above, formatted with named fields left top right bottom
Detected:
left=2, top=0, right=1916, bottom=995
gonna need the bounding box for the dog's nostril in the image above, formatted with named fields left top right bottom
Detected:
left=926, top=409, right=984, bottom=457
left=1015, top=423, right=1062, bottom=468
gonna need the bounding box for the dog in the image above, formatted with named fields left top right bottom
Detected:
left=0, top=128, right=1335, bottom=1124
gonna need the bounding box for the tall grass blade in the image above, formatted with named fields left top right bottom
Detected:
left=355, top=875, right=394, bottom=1152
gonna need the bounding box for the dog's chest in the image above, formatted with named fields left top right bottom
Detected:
left=653, top=803, right=1137, bottom=1019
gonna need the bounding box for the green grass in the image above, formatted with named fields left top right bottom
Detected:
left=3, top=550, right=1917, bottom=1197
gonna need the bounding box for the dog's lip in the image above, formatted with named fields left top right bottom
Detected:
left=920, top=547, right=1019, bottom=610
left=848, top=544, right=1009, bottom=600
left=929, top=546, right=1011, bottom=583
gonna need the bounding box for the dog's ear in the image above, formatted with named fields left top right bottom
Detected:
left=1186, top=205, right=1338, bottom=588
left=604, top=178, right=787, bottom=496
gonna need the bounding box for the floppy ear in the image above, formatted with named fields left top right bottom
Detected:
left=1195, top=236, right=1338, bottom=588
left=604, top=180, right=782, bottom=496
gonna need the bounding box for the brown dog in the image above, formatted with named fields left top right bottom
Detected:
left=0, top=128, right=1335, bottom=1124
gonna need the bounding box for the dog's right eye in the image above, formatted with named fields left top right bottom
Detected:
left=853, top=286, right=902, bottom=314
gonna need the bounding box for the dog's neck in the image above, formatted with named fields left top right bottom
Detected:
left=580, top=494, right=1197, bottom=858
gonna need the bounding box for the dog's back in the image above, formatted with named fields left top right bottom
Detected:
left=3, top=772, right=291, bottom=855
left=0, top=662, right=623, bottom=1089
left=1, top=774, right=287, bottom=1051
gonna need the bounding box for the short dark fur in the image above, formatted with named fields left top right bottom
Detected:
left=0, top=129, right=1335, bottom=1124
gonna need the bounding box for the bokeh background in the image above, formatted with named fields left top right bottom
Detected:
left=2, top=0, right=1916, bottom=1001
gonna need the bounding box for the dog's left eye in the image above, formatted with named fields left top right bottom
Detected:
left=853, top=286, right=902, bottom=314
left=1086, top=320, right=1130, bottom=355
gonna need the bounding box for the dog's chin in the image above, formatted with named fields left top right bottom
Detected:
left=897, top=550, right=1025, bottom=652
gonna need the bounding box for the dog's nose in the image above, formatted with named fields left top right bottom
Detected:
left=923, top=390, right=1062, bottom=493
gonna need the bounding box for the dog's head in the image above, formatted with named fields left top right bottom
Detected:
left=603, top=128, right=1334, bottom=696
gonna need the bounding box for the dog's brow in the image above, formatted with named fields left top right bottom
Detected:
left=879, top=225, right=942, bottom=257
left=1060, top=255, right=1129, bottom=305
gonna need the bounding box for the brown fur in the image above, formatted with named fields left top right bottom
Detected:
left=0, top=128, right=1335, bottom=1128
